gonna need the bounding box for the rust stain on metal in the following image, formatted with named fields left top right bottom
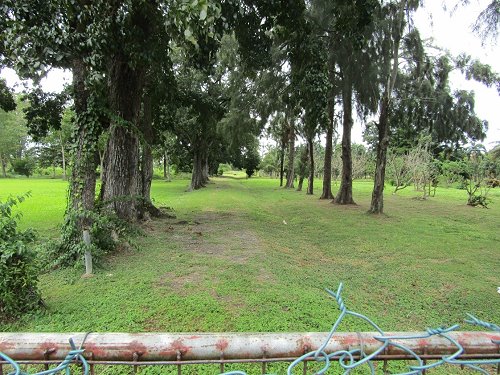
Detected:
left=215, top=339, right=229, bottom=352
left=295, top=336, right=313, bottom=356
left=159, top=338, right=192, bottom=358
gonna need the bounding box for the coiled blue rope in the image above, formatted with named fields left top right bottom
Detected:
left=0, top=337, right=89, bottom=375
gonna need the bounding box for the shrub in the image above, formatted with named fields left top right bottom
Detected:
left=11, top=158, right=35, bottom=178
left=0, top=194, right=42, bottom=320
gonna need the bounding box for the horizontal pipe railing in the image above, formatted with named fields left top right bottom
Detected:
left=1, top=332, right=499, bottom=362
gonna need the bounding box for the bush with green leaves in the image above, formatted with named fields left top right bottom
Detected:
left=11, top=157, right=35, bottom=177
left=0, top=194, right=41, bottom=320
left=40, top=208, right=132, bottom=270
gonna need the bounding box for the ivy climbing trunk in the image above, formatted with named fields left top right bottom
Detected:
left=335, top=77, right=355, bottom=205
left=102, top=58, right=145, bottom=221
left=285, top=122, right=295, bottom=189
left=306, top=136, right=314, bottom=195
left=69, top=58, right=98, bottom=227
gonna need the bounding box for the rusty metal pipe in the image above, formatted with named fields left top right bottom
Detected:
left=1, top=332, right=499, bottom=362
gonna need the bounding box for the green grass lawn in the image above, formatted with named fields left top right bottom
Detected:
left=1, top=176, right=499, bottom=374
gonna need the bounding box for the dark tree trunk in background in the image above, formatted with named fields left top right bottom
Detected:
left=189, top=147, right=206, bottom=191
left=69, top=58, right=98, bottom=227
left=321, top=109, right=335, bottom=200
left=285, top=122, right=295, bottom=189
left=297, top=177, right=304, bottom=192
left=163, top=152, right=167, bottom=179
left=60, top=134, right=67, bottom=180
left=102, top=58, right=145, bottom=221
left=140, top=92, right=160, bottom=218
left=306, top=136, right=314, bottom=195
left=202, top=153, right=209, bottom=182
left=335, top=78, right=355, bottom=205
left=1, top=156, right=7, bottom=178
left=279, top=141, right=285, bottom=187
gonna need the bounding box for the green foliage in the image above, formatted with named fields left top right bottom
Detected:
left=0, top=78, right=16, bottom=112
left=11, top=157, right=35, bottom=178
left=40, top=209, right=129, bottom=270
left=0, top=194, right=41, bottom=320
left=243, top=146, right=260, bottom=178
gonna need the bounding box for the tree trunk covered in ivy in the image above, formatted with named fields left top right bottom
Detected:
left=285, top=121, right=295, bottom=189
left=102, top=58, right=145, bottom=221
left=321, top=108, right=335, bottom=200
left=335, top=76, right=355, bottom=205
left=69, top=58, right=98, bottom=227
left=306, top=136, right=314, bottom=195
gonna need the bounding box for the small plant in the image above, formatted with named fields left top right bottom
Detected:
left=0, top=194, right=42, bottom=320
left=40, top=208, right=132, bottom=271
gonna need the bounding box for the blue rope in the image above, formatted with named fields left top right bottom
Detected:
left=0, top=338, right=89, bottom=375
left=222, top=283, right=500, bottom=375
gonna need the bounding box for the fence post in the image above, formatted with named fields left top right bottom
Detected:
left=83, top=229, right=93, bottom=277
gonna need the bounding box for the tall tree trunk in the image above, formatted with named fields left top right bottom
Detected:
left=321, top=106, right=335, bottom=200
left=0, top=155, right=6, bottom=178
left=163, top=152, right=167, bottom=179
left=306, top=136, right=314, bottom=195
left=285, top=121, right=295, bottom=189
left=335, top=77, right=355, bottom=205
left=140, top=92, right=160, bottom=218
left=99, top=149, right=104, bottom=181
left=369, top=3, right=405, bottom=214
left=102, top=58, right=145, bottom=221
left=69, top=58, right=98, bottom=228
left=202, top=153, right=209, bottom=183
left=297, top=177, right=304, bottom=192
left=369, top=97, right=390, bottom=214
left=60, top=134, right=67, bottom=180
left=279, top=141, right=285, bottom=187
left=189, top=147, right=206, bottom=191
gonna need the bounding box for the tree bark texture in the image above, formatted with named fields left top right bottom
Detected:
left=279, top=141, right=285, bottom=187
left=369, top=97, right=390, bottom=214
left=140, top=92, right=161, bottom=218
left=335, top=78, right=355, bottom=205
left=60, top=134, right=67, bottom=180
left=297, top=177, right=304, bottom=192
left=189, top=147, right=207, bottom=191
left=306, top=137, right=314, bottom=195
left=285, top=122, right=295, bottom=189
left=1, top=155, right=7, bottom=178
left=320, top=111, right=334, bottom=200
left=102, top=58, right=145, bottom=221
left=369, top=3, right=405, bottom=214
left=69, top=58, right=98, bottom=227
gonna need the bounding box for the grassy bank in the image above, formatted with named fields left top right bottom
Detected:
left=1, top=176, right=499, bottom=373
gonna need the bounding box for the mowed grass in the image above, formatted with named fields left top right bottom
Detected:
left=1, top=176, right=499, bottom=373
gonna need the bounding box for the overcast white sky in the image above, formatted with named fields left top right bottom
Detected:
left=1, top=0, right=499, bottom=149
